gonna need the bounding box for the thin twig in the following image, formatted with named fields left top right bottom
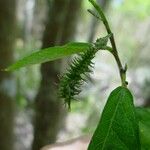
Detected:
left=89, top=0, right=127, bottom=87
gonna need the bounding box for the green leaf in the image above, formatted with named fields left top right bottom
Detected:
left=5, top=42, right=91, bottom=71
left=88, top=86, right=140, bottom=150
left=136, top=107, right=150, bottom=149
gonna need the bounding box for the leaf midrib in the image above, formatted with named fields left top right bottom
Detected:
left=101, top=90, right=124, bottom=150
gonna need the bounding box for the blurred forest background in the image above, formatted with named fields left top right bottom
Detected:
left=0, top=0, right=150, bottom=150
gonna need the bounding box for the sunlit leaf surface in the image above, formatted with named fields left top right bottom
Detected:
left=88, top=86, right=140, bottom=150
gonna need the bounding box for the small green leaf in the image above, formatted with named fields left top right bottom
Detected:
left=136, top=107, right=150, bottom=149
left=88, top=86, right=140, bottom=150
left=136, top=107, right=150, bottom=126
left=5, top=42, right=91, bottom=71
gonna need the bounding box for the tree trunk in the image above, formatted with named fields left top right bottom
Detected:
left=0, top=0, right=16, bottom=150
left=32, top=1, right=82, bottom=150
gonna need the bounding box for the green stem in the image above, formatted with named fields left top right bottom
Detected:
left=89, top=0, right=127, bottom=87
